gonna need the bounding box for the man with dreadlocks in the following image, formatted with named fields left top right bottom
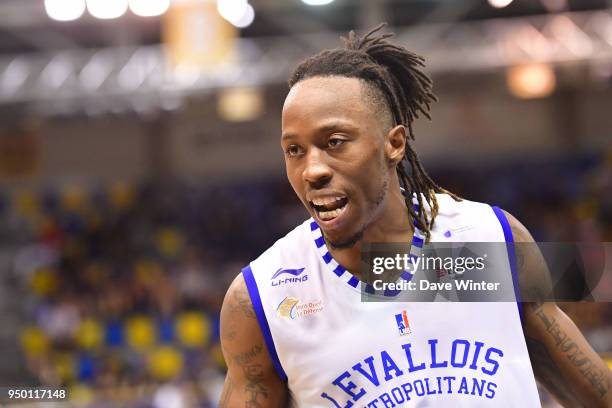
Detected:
left=219, top=25, right=612, bottom=407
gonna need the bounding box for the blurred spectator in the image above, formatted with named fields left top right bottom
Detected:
left=4, top=151, right=611, bottom=406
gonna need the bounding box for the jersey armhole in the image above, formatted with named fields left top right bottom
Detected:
left=241, top=265, right=288, bottom=381
left=491, top=206, right=525, bottom=323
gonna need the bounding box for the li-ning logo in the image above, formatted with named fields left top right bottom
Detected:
left=395, top=310, right=412, bottom=336
left=271, top=267, right=308, bottom=287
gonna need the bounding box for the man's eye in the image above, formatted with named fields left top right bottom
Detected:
left=286, top=145, right=302, bottom=157
left=328, top=138, right=345, bottom=148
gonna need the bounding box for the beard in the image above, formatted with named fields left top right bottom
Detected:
left=326, top=177, right=389, bottom=249
left=328, top=228, right=365, bottom=249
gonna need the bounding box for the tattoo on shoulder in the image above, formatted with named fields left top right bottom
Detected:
left=508, top=223, right=527, bottom=264
left=224, top=321, right=237, bottom=341
left=230, top=285, right=257, bottom=319
left=514, top=244, right=526, bottom=270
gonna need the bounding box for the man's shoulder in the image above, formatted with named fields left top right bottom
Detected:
left=434, top=193, right=493, bottom=217
left=247, top=218, right=315, bottom=277
left=431, top=193, right=504, bottom=240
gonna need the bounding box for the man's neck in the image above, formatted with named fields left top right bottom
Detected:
left=325, top=186, right=413, bottom=280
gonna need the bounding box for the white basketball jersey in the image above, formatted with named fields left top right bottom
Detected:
left=243, top=194, right=541, bottom=407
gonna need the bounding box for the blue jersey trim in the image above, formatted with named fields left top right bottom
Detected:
left=241, top=265, right=288, bottom=381
left=314, top=236, right=325, bottom=248
left=412, top=235, right=424, bottom=248
left=309, top=194, right=423, bottom=297
left=347, top=276, right=359, bottom=288
left=491, top=206, right=524, bottom=323
left=333, top=264, right=346, bottom=277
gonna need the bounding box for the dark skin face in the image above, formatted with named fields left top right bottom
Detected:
left=281, top=76, right=413, bottom=273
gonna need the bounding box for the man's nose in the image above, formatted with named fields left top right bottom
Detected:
left=302, top=148, right=332, bottom=189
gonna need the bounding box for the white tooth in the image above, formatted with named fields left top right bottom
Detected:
left=313, top=197, right=345, bottom=209
left=317, top=204, right=346, bottom=221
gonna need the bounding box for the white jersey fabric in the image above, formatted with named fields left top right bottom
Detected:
left=242, top=194, right=541, bottom=407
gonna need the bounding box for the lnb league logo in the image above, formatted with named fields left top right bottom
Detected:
left=395, top=310, right=412, bottom=336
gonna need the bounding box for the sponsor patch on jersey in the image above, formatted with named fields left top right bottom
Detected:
left=276, top=296, right=323, bottom=319
left=271, top=267, right=308, bottom=287
left=451, top=225, right=475, bottom=234
left=394, top=310, right=412, bottom=336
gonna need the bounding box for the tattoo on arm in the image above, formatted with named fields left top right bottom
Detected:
left=221, top=277, right=288, bottom=407
left=529, top=304, right=611, bottom=401
left=225, top=344, right=272, bottom=407
left=232, top=345, right=264, bottom=366
left=244, top=363, right=269, bottom=408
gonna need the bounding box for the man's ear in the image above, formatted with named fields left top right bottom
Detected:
left=384, top=125, right=407, bottom=166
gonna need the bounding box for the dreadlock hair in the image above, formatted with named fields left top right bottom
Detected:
left=288, top=23, right=460, bottom=241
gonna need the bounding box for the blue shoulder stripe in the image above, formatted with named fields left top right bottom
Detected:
left=491, top=206, right=524, bottom=323
left=241, top=265, right=288, bottom=381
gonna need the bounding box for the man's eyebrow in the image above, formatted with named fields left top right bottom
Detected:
left=281, top=132, right=295, bottom=141
left=281, top=121, right=358, bottom=141
left=318, top=121, right=358, bottom=134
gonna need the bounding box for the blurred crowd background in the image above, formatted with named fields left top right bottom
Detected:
left=0, top=0, right=611, bottom=407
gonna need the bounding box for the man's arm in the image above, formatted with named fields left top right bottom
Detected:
left=503, top=210, right=612, bottom=407
left=219, top=273, right=289, bottom=407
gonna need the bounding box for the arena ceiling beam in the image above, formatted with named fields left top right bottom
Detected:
left=0, top=9, right=610, bottom=114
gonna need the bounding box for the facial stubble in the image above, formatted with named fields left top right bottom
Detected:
left=327, top=177, right=389, bottom=249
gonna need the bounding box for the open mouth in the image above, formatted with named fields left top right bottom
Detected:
left=310, top=196, right=348, bottom=221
